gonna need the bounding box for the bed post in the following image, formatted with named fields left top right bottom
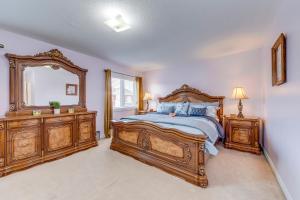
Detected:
left=197, top=141, right=208, bottom=187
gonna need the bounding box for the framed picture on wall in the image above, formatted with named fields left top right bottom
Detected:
left=66, top=84, right=78, bottom=96
left=272, top=33, right=286, bottom=86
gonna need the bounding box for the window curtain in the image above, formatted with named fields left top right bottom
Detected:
left=104, top=69, right=113, bottom=138
left=136, top=76, right=144, bottom=111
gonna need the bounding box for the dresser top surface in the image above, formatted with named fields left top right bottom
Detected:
left=224, top=115, right=261, bottom=121
left=0, top=111, right=97, bottom=121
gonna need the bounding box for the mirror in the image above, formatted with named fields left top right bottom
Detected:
left=272, top=33, right=286, bottom=86
left=276, top=45, right=282, bottom=82
left=5, top=49, right=87, bottom=116
left=23, top=65, right=80, bottom=106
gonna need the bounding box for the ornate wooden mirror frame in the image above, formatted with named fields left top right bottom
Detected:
left=272, top=33, right=287, bottom=86
left=5, top=49, right=87, bottom=116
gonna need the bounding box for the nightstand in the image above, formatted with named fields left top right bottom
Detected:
left=223, top=116, right=263, bottom=154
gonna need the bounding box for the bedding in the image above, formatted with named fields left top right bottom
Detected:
left=189, top=107, right=206, bottom=116
left=174, top=102, right=189, bottom=116
left=156, top=102, right=176, bottom=114
left=120, top=113, right=224, bottom=155
left=188, top=102, right=219, bottom=120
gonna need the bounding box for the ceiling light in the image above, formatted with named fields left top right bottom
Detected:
left=104, top=15, right=131, bottom=32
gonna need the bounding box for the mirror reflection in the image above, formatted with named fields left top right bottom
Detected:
left=276, top=45, right=282, bottom=81
left=23, top=65, right=79, bottom=106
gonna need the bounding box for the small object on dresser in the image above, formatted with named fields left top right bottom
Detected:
left=49, top=101, right=61, bottom=114
left=224, top=115, right=262, bottom=154
left=32, top=110, right=42, bottom=116
left=68, top=108, right=75, bottom=114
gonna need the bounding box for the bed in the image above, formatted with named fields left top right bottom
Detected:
left=110, top=84, right=225, bottom=187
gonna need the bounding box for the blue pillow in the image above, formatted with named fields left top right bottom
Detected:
left=157, top=103, right=175, bottom=114
left=174, top=102, right=190, bottom=116
left=189, top=107, right=206, bottom=116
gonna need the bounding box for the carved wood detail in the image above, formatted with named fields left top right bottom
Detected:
left=8, top=119, right=40, bottom=129
left=6, top=127, right=41, bottom=165
left=110, top=85, right=224, bottom=187
left=150, top=135, right=183, bottom=158
left=47, top=125, right=73, bottom=151
left=5, top=49, right=88, bottom=116
left=0, top=124, right=5, bottom=167
left=224, top=116, right=262, bottom=154
left=158, top=84, right=225, bottom=123
left=111, top=121, right=208, bottom=187
left=0, top=111, right=97, bottom=177
left=77, top=114, right=96, bottom=146
left=137, top=129, right=152, bottom=151
left=79, top=121, right=92, bottom=142
left=119, top=131, right=139, bottom=144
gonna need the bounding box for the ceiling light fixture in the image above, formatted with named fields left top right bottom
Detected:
left=104, top=15, right=131, bottom=32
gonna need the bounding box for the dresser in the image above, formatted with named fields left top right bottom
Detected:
left=0, top=49, right=98, bottom=177
left=0, top=112, right=97, bottom=177
left=223, top=116, right=262, bottom=154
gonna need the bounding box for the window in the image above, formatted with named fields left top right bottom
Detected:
left=112, top=74, right=137, bottom=109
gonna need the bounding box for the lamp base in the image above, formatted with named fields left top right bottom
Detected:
left=237, top=99, right=244, bottom=118
left=145, top=100, right=149, bottom=112
left=237, top=112, right=244, bottom=118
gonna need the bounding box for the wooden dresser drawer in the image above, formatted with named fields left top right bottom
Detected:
left=8, top=119, right=40, bottom=129
left=230, top=120, right=252, bottom=127
left=78, top=114, right=94, bottom=120
left=224, top=116, right=261, bottom=154
left=45, top=116, right=75, bottom=124
left=0, top=122, right=4, bottom=130
left=231, top=127, right=252, bottom=145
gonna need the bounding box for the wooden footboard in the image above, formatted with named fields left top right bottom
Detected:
left=110, top=120, right=208, bottom=187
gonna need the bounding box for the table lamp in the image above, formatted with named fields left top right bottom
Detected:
left=143, top=92, right=152, bottom=111
left=232, top=87, right=248, bottom=118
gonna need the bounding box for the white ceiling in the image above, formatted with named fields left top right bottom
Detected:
left=0, top=0, right=279, bottom=71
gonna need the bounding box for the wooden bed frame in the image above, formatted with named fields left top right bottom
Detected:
left=110, top=84, right=225, bottom=187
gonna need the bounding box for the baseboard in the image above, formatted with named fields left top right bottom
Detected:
left=262, top=147, right=293, bottom=200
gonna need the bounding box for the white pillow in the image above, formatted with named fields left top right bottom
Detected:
left=174, top=102, right=190, bottom=116
left=206, top=106, right=220, bottom=120
left=188, top=102, right=219, bottom=115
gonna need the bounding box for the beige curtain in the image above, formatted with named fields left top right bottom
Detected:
left=136, top=77, right=144, bottom=111
left=104, top=69, right=112, bottom=138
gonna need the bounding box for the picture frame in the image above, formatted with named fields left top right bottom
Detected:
left=272, top=33, right=286, bottom=86
left=66, top=84, right=78, bottom=96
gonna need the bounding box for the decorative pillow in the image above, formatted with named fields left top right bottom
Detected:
left=156, top=103, right=176, bottom=114
left=174, top=102, right=190, bottom=116
left=206, top=106, right=220, bottom=120
left=188, top=102, right=219, bottom=114
left=189, top=107, right=206, bottom=116
left=187, top=103, right=206, bottom=115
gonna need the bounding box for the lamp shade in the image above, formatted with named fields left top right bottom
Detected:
left=143, top=92, right=152, bottom=101
left=232, top=87, right=248, bottom=99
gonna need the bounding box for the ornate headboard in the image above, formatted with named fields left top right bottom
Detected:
left=158, top=84, right=225, bottom=123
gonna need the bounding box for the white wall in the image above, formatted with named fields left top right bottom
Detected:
left=24, top=67, right=79, bottom=106
left=262, top=1, right=300, bottom=199
left=0, top=28, right=137, bottom=134
left=143, top=48, right=265, bottom=117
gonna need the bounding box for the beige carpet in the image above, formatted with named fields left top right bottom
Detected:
left=0, top=139, right=285, bottom=200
